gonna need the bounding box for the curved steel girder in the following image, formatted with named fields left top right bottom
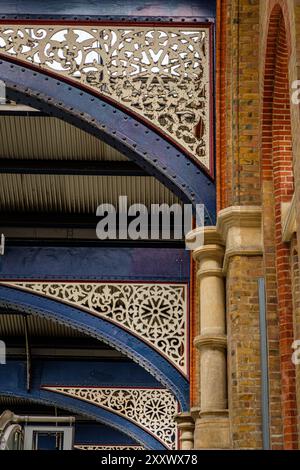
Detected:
left=0, top=57, right=216, bottom=224
left=0, top=285, right=189, bottom=410
left=0, top=388, right=164, bottom=450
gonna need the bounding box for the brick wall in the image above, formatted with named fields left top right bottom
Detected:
left=220, top=0, right=261, bottom=207
left=260, top=1, right=298, bottom=449
left=290, top=237, right=300, bottom=446
left=214, top=0, right=300, bottom=449
left=227, top=255, right=263, bottom=449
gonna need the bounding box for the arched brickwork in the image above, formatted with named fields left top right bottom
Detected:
left=261, top=3, right=298, bottom=450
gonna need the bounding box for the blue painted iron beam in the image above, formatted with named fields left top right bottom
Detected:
left=0, top=285, right=190, bottom=409
left=0, top=359, right=165, bottom=449
left=0, top=212, right=185, bottom=230
left=0, top=60, right=216, bottom=224
left=0, top=246, right=190, bottom=281
left=0, top=160, right=148, bottom=177
left=3, top=238, right=185, bottom=249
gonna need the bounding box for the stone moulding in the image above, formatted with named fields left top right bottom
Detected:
left=0, top=23, right=212, bottom=171
left=0, top=281, right=188, bottom=375
left=43, top=386, right=178, bottom=450
left=187, top=207, right=263, bottom=272
left=216, top=206, right=263, bottom=272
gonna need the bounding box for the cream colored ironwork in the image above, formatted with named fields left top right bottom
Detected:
left=1, top=281, right=188, bottom=375
left=0, top=25, right=211, bottom=169
left=43, top=386, right=178, bottom=449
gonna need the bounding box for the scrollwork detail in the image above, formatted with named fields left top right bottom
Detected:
left=44, top=386, right=178, bottom=449
left=0, top=25, right=210, bottom=169
left=2, top=281, right=188, bottom=374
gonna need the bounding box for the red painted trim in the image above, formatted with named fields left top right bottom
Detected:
left=208, top=23, right=215, bottom=180
left=0, top=20, right=212, bottom=27
left=0, top=279, right=188, bottom=285
left=74, top=444, right=144, bottom=447
left=42, top=385, right=169, bottom=389
left=216, top=0, right=227, bottom=211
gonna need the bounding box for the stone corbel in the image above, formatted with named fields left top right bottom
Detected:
left=282, top=194, right=296, bottom=242
left=216, top=206, right=263, bottom=273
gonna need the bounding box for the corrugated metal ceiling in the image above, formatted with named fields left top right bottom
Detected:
left=0, top=174, right=180, bottom=213
left=0, top=115, right=180, bottom=214
left=0, top=314, right=84, bottom=337
left=0, top=115, right=128, bottom=161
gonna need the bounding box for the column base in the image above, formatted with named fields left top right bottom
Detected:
left=194, top=413, right=231, bottom=449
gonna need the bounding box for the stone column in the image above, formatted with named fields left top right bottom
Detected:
left=186, top=227, right=230, bottom=449
left=175, top=412, right=195, bottom=450
left=217, top=206, right=263, bottom=449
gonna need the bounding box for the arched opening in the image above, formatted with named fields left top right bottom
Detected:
left=261, top=4, right=298, bottom=449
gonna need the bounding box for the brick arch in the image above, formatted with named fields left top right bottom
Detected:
left=261, top=3, right=298, bottom=450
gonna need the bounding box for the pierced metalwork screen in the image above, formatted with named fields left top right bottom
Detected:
left=43, top=386, right=178, bottom=450
left=2, top=281, right=188, bottom=375
left=0, top=24, right=211, bottom=170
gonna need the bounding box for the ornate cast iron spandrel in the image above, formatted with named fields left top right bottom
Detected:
left=1, top=281, right=188, bottom=375
left=44, top=386, right=178, bottom=450
left=0, top=25, right=211, bottom=170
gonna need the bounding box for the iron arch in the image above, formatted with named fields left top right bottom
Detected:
left=0, top=389, right=165, bottom=450
left=0, top=284, right=189, bottom=410
left=0, top=57, right=216, bottom=224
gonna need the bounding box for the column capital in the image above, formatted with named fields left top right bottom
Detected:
left=194, top=334, right=227, bottom=351
left=216, top=206, right=263, bottom=272
left=174, top=412, right=195, bottom=429
left=186, top=226, right=224, bottom=253
left=193, top=245, right=224, bottom=264
left=174, top=412, right=195, bottom=450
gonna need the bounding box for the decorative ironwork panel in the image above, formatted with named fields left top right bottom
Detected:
left=0, top=24, right=211, bottom=170
left=43, top=386, right=178, bottom=450
left=1, top=282, right=188, bottom=375
left=74, top=445, right=144, bottom=450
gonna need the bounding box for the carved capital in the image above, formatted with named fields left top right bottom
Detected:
left=194, top=334, right=227, bottom=350
left=216, top=206, right=263, bottom=272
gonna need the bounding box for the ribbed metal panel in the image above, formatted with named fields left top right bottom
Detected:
left=0, top=174, right=180, bottom=213
left=0, top=314, right=83, bottom=337
left=0, top=397, right=35, bottom=407
left=0, top=116, right=128, bottom=161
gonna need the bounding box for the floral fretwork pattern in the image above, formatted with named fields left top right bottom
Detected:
left=43, top=387, right=178, bottom=449
left=0, top=25, right=211, bottom=169
left=74, top=445, right=144, bottom=450
left=2, top=282, right=187, bottom=374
